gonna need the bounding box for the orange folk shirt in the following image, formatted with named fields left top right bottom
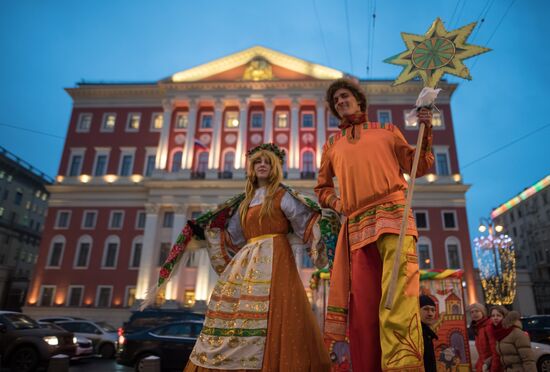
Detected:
left=315, top=121, right=434, bottom=250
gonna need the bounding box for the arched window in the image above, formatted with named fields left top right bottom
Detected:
left=46, top=235, right=66, bottom=269
left=171, top=151, right=182, bottom=172
left=102, top=235, right=120, bottom=269
left=445, top=236, right=463, bottom=269
left=197, top=152, right=209, bottom=173
left=129, top=236, right=143, bottom=269
left=74, top=235, right=93, bottom=269
left=417, top=236, right=433, bottom=270
left=221, top=151, right=235, bottom=178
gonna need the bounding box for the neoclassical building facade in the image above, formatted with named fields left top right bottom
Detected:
left=24, top=46, right=477, bottom=325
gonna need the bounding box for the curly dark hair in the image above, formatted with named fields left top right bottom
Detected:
left=325, top=78, right=367, bottom=119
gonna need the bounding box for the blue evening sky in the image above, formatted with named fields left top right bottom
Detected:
left=1, top=0, right=549, bottom=252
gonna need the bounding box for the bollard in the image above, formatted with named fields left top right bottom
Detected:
left=47, top=354, right=69, bottom=372
left=138, top=355, right=161, bottom=372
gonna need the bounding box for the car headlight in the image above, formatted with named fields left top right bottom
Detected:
left=43, top=336, right=59, bottom=346
left=73, top=337, right=78, bottom=344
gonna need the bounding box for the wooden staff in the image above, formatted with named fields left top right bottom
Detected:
left=384, top=110, right=429, bottom=310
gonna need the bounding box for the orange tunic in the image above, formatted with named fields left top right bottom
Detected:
left=315, top=121, right=434, bottom=249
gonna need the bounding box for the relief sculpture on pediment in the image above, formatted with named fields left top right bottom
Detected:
left=243, top=56, right=273, bottom=81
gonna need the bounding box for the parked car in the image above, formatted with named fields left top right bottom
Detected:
left=469, top=338, right=550, bottom=371
left=117, top=320, right=203, bottom=372
left=523, top=315, right=550, bottom=345
left=39, top=321, right=95, bottom=360
left=121, top=308, right=205, bottom=336
left=55, top=319, right=118, bottom=358
left=0, top=311, right=77, bottom=372
left=38, top=316, right=86, bottom=323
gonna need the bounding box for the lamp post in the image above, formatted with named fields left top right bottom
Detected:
left=474, top=217, right=516, bottom=306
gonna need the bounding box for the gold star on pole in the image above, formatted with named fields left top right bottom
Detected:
left=384, top=18, right=491, bottom=87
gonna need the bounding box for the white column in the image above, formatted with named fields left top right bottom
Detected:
left=136, top=203, right=160, bottom=300
left=263, top=98, right=274, bottom=144
left=288, top=97, right=301, bottom=179
left=194, top=249, right=218, bottom=302
left=316, top=99, right=326, bottom=169
left=155, top=99, right=173, bottom=170
left=234, top=98, right=248, bottom=177
left=207, top=99, right=224, bottom=179
left=164, top=206, right=188, bottom=303
left=181, top=99, right=198, bottom=177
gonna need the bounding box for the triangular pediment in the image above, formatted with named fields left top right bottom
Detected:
left=168, top=46, right=344, bottom=83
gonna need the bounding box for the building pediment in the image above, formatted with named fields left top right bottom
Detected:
left=167, top=46, right=344, bottom=83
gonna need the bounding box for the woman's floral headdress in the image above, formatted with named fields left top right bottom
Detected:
left=246, top=143, right=286, bottom=163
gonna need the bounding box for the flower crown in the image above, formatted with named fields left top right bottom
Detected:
left=246, top=143, right=286, bottom=163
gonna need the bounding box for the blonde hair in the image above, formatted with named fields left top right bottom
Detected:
left=239, top=150, right=283, bottom=227
left=468, top=302, right=487, bottom=316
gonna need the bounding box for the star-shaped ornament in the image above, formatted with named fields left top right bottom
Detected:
left=385, top=18, right=491, bottom=87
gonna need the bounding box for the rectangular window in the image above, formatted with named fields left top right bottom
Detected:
left=93, top=154, right=108, bottom=176
left=377, top=110, right=392, bottom=124
left=435, top=153, right=450, bottom=176
left=145, top=155, right=156, bottom=177
left=251, top=112, right=263, bottom=129
left=432, top=112, right=443, bottom=128
left=442, top=211, right=458, bottom=230
left=125, top=287, right=136, bottom=307
left=130, top=243, right=142, bottom=268
left=82, top=211, right=97, bottom=229
left=48, top=242, right=64, bottom=267
left=39, top=286, right=55, bottom=306
left=447, top=244, right=461, bottom=269
left=328, top=114, right=339, bottom=128
left=75, top=242, right=90, bottom=268
left=418, top=244, right=432, bottom=269
left=158, top=242, right=171, bottom=266
left=55, top=211, right=71, bottom=229
left=109, top=211, right=124, bottom=229
left=151, top=113, right=163, bottom=131
left=163, top=211, right=174, bottom=228
left=119, top=154, right=133, bottom=176
left=136, top=211, right=146, bottom=229
left=102, top=113, right=116, bottom=132
left=200, top=113, right=213, bottom=129
left=14, top=191, right=23, bottom=205
left=126, top=113, right=141, bottom=131
left=301, top=113, right=314, bottom=128
left=414, top=211, right=429, bottom=230
left=68, top=155, right=83, bottom=176
left=103, top=243, right=118, bottom=268
left=77, top=113, right=92, bottom=132
left=67, top=286, right=83, bottom=307
left=175, top=113, right=189, bottom=129
left=96, top=286, right=112, bottom=307
left=275, top=112, right=288, bottom=129
left=225, top=111, right=239, bottom=128
left=404, top=109, right=418, bottom=129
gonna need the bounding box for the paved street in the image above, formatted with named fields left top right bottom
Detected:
left=69, top=358, right=133, bottom=372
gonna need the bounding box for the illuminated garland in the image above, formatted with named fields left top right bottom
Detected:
left=474, top=234, right=516, bottom=305
left=491, top=175, right=550, bottom=219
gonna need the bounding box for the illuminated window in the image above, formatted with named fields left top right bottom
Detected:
left=151, top=113, right=163, bottom=131
left=126, top=113, right=141, bottom=131
left=432, top=112, right=443, bottom=128
left=125, top=287, right=136, bottom=307
left=175, top=113, right=189, bottom=129
left=225, top=111, right=239, bottom=128
left=276, top=112, right=288, bottom=129
left=102, top=113, right=116, bottom=132
left=184, top=290, right=196, bottom=307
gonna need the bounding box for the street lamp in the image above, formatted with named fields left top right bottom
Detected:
left=474, top=217, right=516, bottom=306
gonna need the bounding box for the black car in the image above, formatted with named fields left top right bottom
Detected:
left=0, top=311, right=77, bottom=371
left=121, top=308, right=205, bottom=336
left=522, top=315, right=550, bottom=344
left=117, top=320, right=203, bottom=371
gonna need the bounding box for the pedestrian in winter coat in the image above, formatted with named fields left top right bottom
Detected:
left=469, top=303, right=492, bottom=372
left=420, top=295, right=438, bottom=372
left=490, top=307, right=536, bottom=372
